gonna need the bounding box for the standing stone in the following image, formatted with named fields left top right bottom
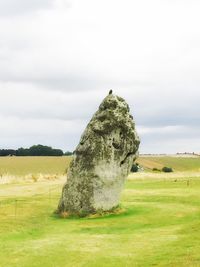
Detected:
left=57, top=93, right=140, bottom=215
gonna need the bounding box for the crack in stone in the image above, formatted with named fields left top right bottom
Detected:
left=120, top=152, right=135, bottom=166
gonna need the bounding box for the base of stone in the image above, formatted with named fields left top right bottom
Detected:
left=54, top=205, right=126, bottom=219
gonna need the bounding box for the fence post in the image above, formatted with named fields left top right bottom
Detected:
left=14, top=199, right=18, bottom=220
left=49, top=189, right=51, bottom=204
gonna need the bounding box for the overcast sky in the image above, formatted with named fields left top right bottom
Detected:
left=0, top=0, right=200, bottom=154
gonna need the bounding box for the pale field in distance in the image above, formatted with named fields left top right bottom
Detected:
left=0, top=156, right=72, bottom=184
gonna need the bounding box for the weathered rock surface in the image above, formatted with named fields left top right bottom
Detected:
left=58, top=93, right=140, bottom=215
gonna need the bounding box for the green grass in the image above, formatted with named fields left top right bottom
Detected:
left=1, top=174, right=200, bottom=267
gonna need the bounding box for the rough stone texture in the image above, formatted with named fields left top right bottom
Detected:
left=58, top=93, right=140, bottom=215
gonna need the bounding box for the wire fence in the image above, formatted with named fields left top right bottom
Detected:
left=0, top=185, right=61, bottom=221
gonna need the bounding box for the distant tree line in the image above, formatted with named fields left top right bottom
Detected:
left=0, top=145, right=73, bottom=157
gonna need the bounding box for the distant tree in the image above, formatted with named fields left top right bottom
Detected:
left=29, top=145, right=51, bottom=156
left=131, top=163, right=139, bottom=172
left=64, top=151, right=73, bottom=156
left=162, top=166, right=173, bottom=173
left=16, top=148, right=30, bottom=156
left=0, top=145, right=64, bottom=156
left=28, top=145, right=64, bottom=156
left=51, top=149, right=64, bottom=156
left=0, top=149, right=16, bottom=156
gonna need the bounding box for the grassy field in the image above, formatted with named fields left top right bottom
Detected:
left=0, top=156, right=71, bottom=176
left=137, top=156, right=200, bottom=172
left=0, top=156, right=200, bottom=266
left=0, top=155, right=199, bottom=177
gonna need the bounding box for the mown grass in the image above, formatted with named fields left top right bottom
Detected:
left=1, top=172, right=200, bottom=267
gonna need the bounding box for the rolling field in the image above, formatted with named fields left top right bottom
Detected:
left=137, top=156, right=200, bottom=172
left=0, top=156, right=71, bottom=176
left=0, top=156, right=200, bottom=266
left=0, top=155, right=199, bottom=178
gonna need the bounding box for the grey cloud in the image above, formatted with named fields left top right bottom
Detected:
left=0, top=115, right=85, bottom=151
left=135, top=108, right=200, bottom=127
left=0, top=133, right=78, bottom=151
left=0, top=0, right=54, bottom=16
left=0, top=0, right=200, bottom=153
left=140, top=137, right=200, bottom=154
left=139, top=125, right=200, bottom=139
left=0, top=84, right=199, bottom=130
left=0, top=69, right=154, bottom=93
left=138, top=124, right=200, bottom=154
left=0, top=86, right=104, bottom=122
left=18, top=76, right=105, bottom=92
